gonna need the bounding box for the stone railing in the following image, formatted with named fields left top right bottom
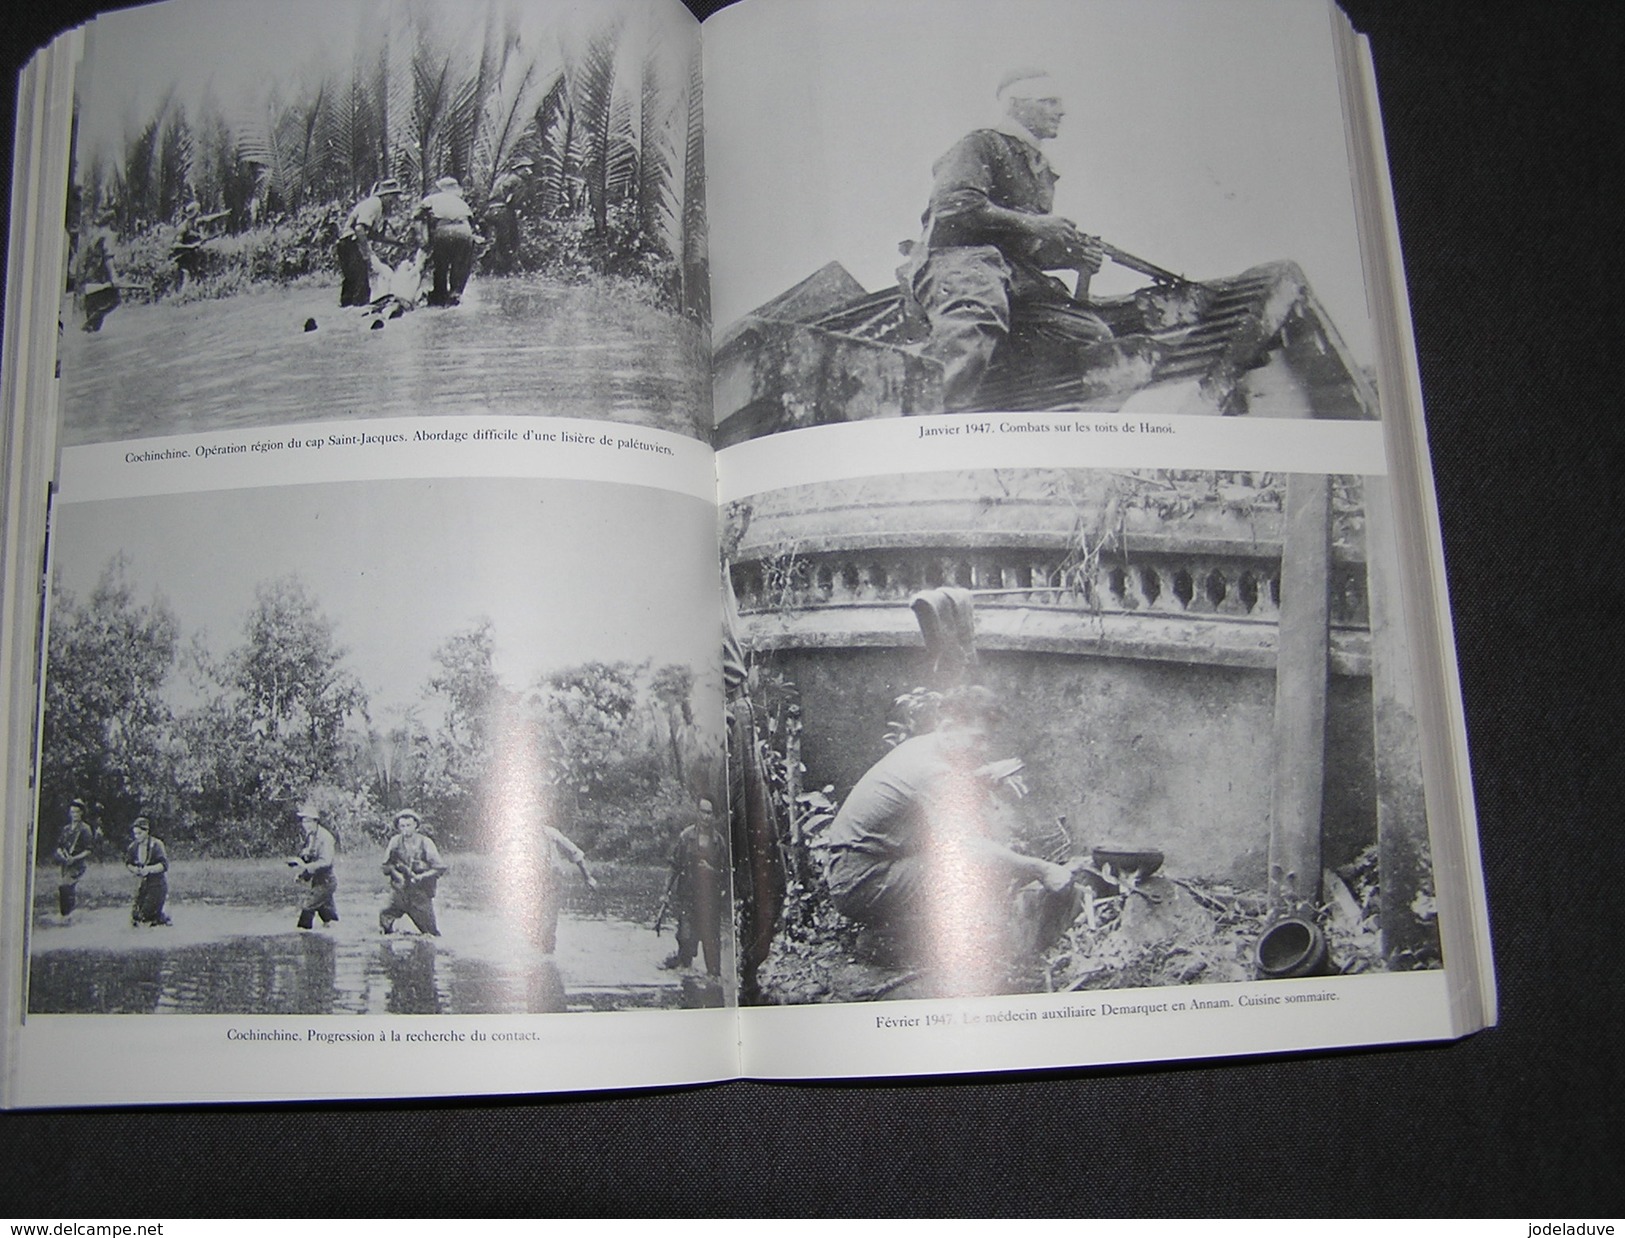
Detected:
left=731, top=531, right=1372, bottom=677
left=732, top=541, right=1367, bottom=628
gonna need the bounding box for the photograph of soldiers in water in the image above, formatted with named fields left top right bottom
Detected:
left=60, top=0, right=710, bottom=447
left=704, top=1, right=1379, bottom=443
left=722, top=468, right=1440, bottom=1004
left=27, top=477, right=727, bottom=1015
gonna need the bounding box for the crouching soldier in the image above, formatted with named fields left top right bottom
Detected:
left=823, top=686, right=1073, bottom=991
left=290, top=804, right=339, bottom=929
left=379, top=810, right=448, bottom=936
left=125, top=815, right=171, bottom=927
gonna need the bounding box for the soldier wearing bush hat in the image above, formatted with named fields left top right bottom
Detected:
left=379, top=809, right=449, bottom=936
left=51, top=798, right=98, bottom=919
left=290, top=803, right=340, bottom=930
left=124, top=814, right=172, bottom=927
left=417, top=177, right=477, bottom=306
left=337, top=177, right=404, bottom=307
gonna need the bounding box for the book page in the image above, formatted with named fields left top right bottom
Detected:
left=703, top=0, right=1482, bottom=1079
left=7, top=0, right=734, bottom=1107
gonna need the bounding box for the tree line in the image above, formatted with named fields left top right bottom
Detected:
left=39, top=556, right=716, bottom=862
left=75, top=0, right=708, bottom=317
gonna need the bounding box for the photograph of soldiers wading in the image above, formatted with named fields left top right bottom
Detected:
left=26, top=477, right=728, bottom=1016
left=723, top=469, right=1440, bottom=1004
left=60, top=0, right=712, bottom=446
left=706, top=2, right=1378, bottom=444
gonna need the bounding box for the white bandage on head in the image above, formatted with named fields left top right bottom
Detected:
left=996, top=69, right=1060, bottom=101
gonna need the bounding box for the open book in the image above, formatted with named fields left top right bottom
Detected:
left=0, top=0, right=1495, bottom=1107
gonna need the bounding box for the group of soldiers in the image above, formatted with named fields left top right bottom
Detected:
left=50, top=799, right=172, bottom=927
left=72, top=158, right=537, bottom=332
left=336, top=158, right=534, bottom=312
left=44, top=795, right=726, bottom=979
left=285, top=804, right=465, bottom=939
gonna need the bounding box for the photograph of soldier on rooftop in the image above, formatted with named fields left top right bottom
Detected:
left=60, top=0, right=711, bottom=447
left=722, top=468, right=1438, bottom=1005
left=705, top=0, right=1378, bottom=446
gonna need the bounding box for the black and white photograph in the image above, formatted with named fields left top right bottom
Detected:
left=60, top=0, right=711, bottom=446
left=706, top=0, right=1376, bottom=444
left=723, top=467, right=1435, bottom=1004
left=28, top=476, right=729, bottom=1015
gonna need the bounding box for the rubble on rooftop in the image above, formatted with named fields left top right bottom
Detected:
left=713, top=260, right=1377, bottom=447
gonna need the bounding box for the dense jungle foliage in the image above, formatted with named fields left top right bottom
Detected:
left=72, top=1, right=708, bottom=319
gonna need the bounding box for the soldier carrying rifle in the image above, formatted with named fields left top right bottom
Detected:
left=900, top=67, right=1112, bottom=412
left=379, top=809, right=448, bottom=937
left=289, top=803, right=340, bottom=931
left=657, top=798, right=726, bottom=976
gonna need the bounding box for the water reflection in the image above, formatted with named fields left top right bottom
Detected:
left=379, top=939, right=442, bottom=1015
left=444, top=953, right=566, bottom=1015
left=30, top=932, right=586, bottom=1016
left=59, top=279, right=710, bottom=447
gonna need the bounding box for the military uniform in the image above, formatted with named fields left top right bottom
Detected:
left=824, top=731, right=981, bottom=932
left=78, top=230, right=121, bottom=332
left=380, top=827, right=448, bottom=936
left=906, top=120, right=1109, bottom=410
left=337, top=191, right=393, bottom=307
left=519, top=827, right=594, bottom=953
left=171, top=206, right=206, bottom=289
left=416, top=182, right=476, bottom=306
left=824, top=728, right=1072, bottom=987
left=295, top=823, right=340, bottom=929
left=125, top=831, right=171, bottom=927
left=52, top=813, right=96, bottom=917
left=484, top=168, right=529, bottom=272
left=663, top=815, right=726, bottom=975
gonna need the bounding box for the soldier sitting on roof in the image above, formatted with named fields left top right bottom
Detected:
left=900, top=68, right=1112, bottom=412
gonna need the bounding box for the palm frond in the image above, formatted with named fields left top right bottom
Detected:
left=639, top=42, right=680, bottom=256
left=474, top=49, right=559, bottom=197
left=563, top=16, right=622, bottom=232
left=604, top=92, right=637, bottom=209
left=680, top=43, right=709, bottom=320
left=534, top=73, right=573, bottom=216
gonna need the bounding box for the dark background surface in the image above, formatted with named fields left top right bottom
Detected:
left=3, top=0, right=1621, bottom=1217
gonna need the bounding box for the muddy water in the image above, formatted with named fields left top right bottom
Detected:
left=58, top=278, right=711, bottom=447
left=29, top=862, right=696, bottom=1016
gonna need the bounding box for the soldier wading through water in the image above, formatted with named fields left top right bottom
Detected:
left=52, top=798, right=98, bottom=919
left=289, top=804, right=340, bottom=930
left=379, top=809, right=449, bottom=936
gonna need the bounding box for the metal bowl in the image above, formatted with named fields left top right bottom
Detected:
left=1090, top=846, right=1164, bottom=879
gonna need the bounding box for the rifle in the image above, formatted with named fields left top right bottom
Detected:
left=1073, top=239, right=1189, bottom=300
left=369, top=233, right=418, bottom=258
left=653, top=869, right=678, bottom=936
